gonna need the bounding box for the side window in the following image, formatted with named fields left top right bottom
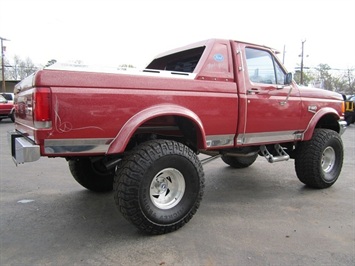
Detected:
left=245, top=48, right=286, bottom=85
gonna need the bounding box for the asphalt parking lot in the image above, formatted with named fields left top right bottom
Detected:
left=1, top=120, right=354, bottom=266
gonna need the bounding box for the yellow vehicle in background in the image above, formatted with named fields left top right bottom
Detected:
left=345, top=95, right=355, bottom=125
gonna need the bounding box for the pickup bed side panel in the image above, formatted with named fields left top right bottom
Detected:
left=14, top=70, right=239, bottom=156
left=47, top=81, right=237, bottom=155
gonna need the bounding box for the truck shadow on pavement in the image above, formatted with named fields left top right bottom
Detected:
left=40, top=163, right=332, bottom=237
left=3, top=158, right=350, bottom=266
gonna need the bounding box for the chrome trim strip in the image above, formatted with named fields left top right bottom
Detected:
left=44, top=138, right=113, bottom=154
left=237, top=131, right=300, bottom=145
left=34, top=121, right=52, bottom=129
left=206, top=134, right=235, bottom=148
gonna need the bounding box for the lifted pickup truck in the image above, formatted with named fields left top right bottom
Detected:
left=9, top=39, right=346, bottom=234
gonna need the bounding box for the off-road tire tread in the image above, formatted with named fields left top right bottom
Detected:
left=295, top=129, right=343, bottom=188
left=113, top=139, right=204, bottom=235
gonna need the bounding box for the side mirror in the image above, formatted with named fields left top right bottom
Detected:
left=285, top=73, right=293, bottom=85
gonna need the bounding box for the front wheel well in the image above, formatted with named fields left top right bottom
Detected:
left=315, top=114, right=340, bottom=133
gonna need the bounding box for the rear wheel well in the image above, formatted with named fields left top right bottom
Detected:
left=126, top=115, right=203, bottom=152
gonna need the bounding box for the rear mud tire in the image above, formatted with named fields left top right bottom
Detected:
left=221, top=154, right=258, bottom=168
left=295, top=129, right=343, bottom=189
left=69, top=158, right=114, bottom=192
left=114, top=140, right=204, bottom=235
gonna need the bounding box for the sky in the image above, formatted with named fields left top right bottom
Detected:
left=1, top=0, right=354, bottom=71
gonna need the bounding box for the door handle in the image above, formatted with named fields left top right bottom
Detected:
left=247, top=88, right=261, bottom=95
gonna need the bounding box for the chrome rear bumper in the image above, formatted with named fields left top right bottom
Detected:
left=8, top=130, right=40, bottom=165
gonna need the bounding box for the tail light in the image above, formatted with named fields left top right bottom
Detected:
left=33, top=87, right=52, bottom=128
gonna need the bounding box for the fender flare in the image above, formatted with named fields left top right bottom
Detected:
left=107, top=104, right=206, bottom=154
left=303, top=107, right=340, bottom=140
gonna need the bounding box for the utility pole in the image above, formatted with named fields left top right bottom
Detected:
left=300, top=39, right=306, bottom=85
left=1, top=36, right=10, bottom=92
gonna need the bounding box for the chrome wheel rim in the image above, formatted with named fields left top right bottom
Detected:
left=150, top=168, right=185, bottom=210
left=322, top=146, right=336, bottom=179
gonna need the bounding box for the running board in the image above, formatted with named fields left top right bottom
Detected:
left=260, top=144, right=290, bottom=163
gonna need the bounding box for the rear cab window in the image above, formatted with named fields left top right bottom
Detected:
left=146, top=47, right=205, bottom=73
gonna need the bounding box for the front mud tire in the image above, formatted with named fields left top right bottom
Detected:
left=114, top=140, right=204, bottom=235
left=295, top=129, right=343, bottom=188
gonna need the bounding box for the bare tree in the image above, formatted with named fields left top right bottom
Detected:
left=314, top=64, right=333, bottom=90
left=5, top=55, right=40, bottom=80
left=344, top=68, right=355, bottom=95
left=19, top=57, right=38, bottom=79
left=332, top=74, right=347, bottom=93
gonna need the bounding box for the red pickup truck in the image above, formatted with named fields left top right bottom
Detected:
left=0, top=93, right=15, bottom=122
left=9, top=39, right=346, bottom=234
